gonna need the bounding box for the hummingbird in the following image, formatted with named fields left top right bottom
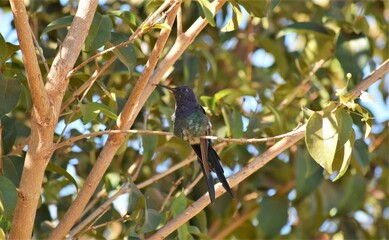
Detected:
left=156, top=84, right=234, bottom=203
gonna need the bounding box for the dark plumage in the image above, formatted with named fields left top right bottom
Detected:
left=156, top=84, right=234, bottom=203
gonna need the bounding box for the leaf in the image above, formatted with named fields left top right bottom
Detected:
left=0, top=73, right=22, bottom=117
left=5, top=42, right=20, bottom=60
left=152, top=23, right=172, bottom=31
left=364, top=116, right=372, bottom=138
left=79, top=102, right=118, bottom=124
left=0, top=176, right=17, bottom=220
left=336, top=31, right=370, bottom=81
left=336, top=174, right=366, bottom=214
left=257, top=196, right=289, bottom=238
left=350, top=139, right=369, bottom=175
left=142, top=134, right=158, bottom=162
left=107, top=32, right=137, bottom=72
left=221, top=1, right=242, bottom=32
left=306, top=111, right=338, bottom=174
left=3, top=156, right=24, bottom=187
left=0, top=34, right=7, bottom=66
left=104, top=172, right=121, bottom=191
left=108, top=10, right=137, bottom=27
left=46, top=162, right=79, bottom=191
left=334, top=109, right=353, bottom=149
left=277, top=22, right=335, bottom=38
left=84, top=13, right=113, bottom=52
left=1, top=115, right=17, bottom=155
left=236, top=0, right=278, bottom=17
left=41, top=15, right=74, bottom=37
left=332, top=129, right=355, bottom=181
left=197, top=0, right=216, bottom=26
left=295, top=147, right=323, bottom=201
left=142, top=209, right=161, bottom=233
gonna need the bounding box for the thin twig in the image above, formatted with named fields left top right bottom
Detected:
left=61, top=56, right=116, bottom=112
left=212, top=209, right=256, bottom=240
left=68, top=182, right=131, bottom=238
left=159, top=177, right=184, bottom=213
left=183, top=173, right=203, bottom=196
left=67, top=0, right=175, bottom=79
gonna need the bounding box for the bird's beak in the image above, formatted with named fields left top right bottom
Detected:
left=155, top=84, right=175, bottom=91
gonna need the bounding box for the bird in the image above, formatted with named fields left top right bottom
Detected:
left=156, top=84, right=234, bottom=203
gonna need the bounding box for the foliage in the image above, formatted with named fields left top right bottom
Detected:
left=0, top=0, right=388, bottom=239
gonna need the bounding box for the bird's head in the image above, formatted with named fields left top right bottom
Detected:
left=156, top=84, right=197, bottom=105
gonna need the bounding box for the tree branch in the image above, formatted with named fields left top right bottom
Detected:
left=8, top=1, right=99, bottom=239
left=10, top=0, right=50, bottom=119
left=48, top=2, right=180, bottom=238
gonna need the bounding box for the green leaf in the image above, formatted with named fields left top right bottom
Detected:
left=104, top=172, right=121, bottom=191
left=108, top=10, right=137, bottom=27
left=236, top=0, right=277, bottom=17
left=277, top=22, right=335, bottom=38
left=84, top=13, right=113, bottom=52
left=257, top=196, right=289, bottom=238
left=350, top=139, right=369, bottom=175
left=107, top=32, right=137, bottom=72
left=0, top=34, right=7, bottom=66
left=336, top=174, right=366, bottom=214
left=0, top=176, right=17, bottom=220
left=364, top=116, right=372, bottom=138
left=142, top=209, right=161, bottom=233
left=0, top=73, right=22, bottom=117
left=152, top=23, right=172, bottom=31
left=46, top=162, right=79, bottom=191
left=79, top=102, right=118, bottom=124
left=295, top=147, right=323, bottom=201
left=336, top=31, right=370, bottom=81
left=3, top=156, right=24, bottom=187
left=306, top=111, right=339, bottom=174
left=221, top=1, right=242, bottom=32
left=1, top=116, right=17, bottom=155
left=197, top=0, right=216, bottom=26
left=171, top=192, right=187, bottom=216
left=334, top=109, right=353, bottom=149
left=142, top=134, right=158, bottom=162
left=332, top=129, right=355, bottom=181
left=5, top=42, right=20, bottom=60
left=41, top=15, right=74, bottom=37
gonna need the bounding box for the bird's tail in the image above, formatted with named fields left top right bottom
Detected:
left=192, top=144, right=216, bottom=203
left=207, top=145, right=234, bottom=199
left=192, top=143, right=234, bottom=202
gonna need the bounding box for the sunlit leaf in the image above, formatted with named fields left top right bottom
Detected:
left=197, top=0, right=216, bottom=26
left=332, top=129, right=355, bottom=181
left=221, top=1, right=242, bottom=32
left=237, top=0, right=279, bottom=17
left=306, top=111, right=338, bottom=174
left=152, top=23, right=172, bottom=31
